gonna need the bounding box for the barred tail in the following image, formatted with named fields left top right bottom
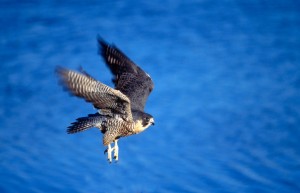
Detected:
left=67, top=113, right=105, bottom=134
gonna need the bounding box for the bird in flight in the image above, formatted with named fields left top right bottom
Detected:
left=56, top=37, right=155, bottom=163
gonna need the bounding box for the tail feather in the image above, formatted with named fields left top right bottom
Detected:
left=67, top=113, right=105, bottom=134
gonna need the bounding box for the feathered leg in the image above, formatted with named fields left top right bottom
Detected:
left=106, top=144, right=113, bottom=163
left=104, top=140, right=119, bottom=163
left=113, top=139, right=119, bottom=161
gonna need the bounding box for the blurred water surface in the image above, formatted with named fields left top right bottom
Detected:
left=1, top=0, right=300, bottom=192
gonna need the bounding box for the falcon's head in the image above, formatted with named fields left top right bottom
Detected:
left=133, top=112, right=155, bottom=134
left=142, top=113, right=155, bottom=127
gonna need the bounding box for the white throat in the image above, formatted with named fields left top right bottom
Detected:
left=133, top=118, right=154, bottom=134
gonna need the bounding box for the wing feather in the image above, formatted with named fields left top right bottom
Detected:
left=56, top=67, right=132, bottom=121
left=98, top=37, right=154, bottom=111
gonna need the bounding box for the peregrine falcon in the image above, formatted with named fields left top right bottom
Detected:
left=56, top=37, right=155, bottom=163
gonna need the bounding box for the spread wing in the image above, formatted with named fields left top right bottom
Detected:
left=56, top=67, right=132, bottom=121
left=98, top=37, right=154, bottom=111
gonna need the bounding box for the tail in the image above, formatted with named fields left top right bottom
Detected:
left=67, top=113, right=106, bottom=134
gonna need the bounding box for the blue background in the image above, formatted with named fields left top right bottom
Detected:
left=1, top=0, right=300, bottom=192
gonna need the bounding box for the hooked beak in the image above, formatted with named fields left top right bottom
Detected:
left=150, top=118, right=155, bottom=126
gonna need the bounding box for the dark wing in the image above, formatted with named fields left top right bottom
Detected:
left=56, top=67, right=132, bottom=121
left=98, top=37, right=154, bottom=111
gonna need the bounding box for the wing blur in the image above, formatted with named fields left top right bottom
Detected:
left=56, top=67, right=132, bottom=121
left=98, top=37, right=154, bottom=111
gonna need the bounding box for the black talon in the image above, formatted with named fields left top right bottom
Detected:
left=104, top=149, right=108, bottom=154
